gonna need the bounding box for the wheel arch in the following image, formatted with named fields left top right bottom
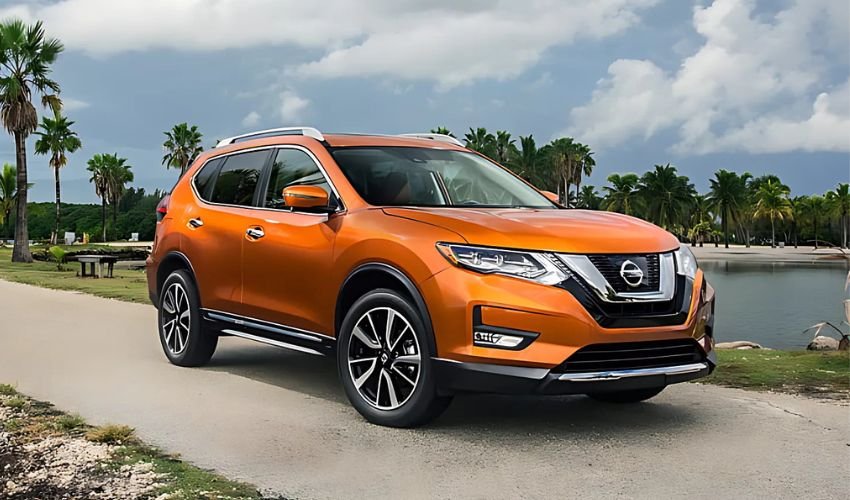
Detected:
left=156, top=252, right=200, bottom=306
left=336, top=263, right=438, bottom=355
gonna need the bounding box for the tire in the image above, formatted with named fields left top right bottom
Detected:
left=158, top=270, right=217, bottom=367
left=587, top=386, right=665, bottom=403
left=337, top=288, right=452, bottom=427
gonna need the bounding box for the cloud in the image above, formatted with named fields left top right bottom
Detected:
left=567, top=0, right=850, bottom=154
left=0, top=0, right=658, bottom=88
left=62, top=97, right=90, bottom=112
left=241, top=111, right=261, bottom=128
left=279, top=90, right=309, bottom=122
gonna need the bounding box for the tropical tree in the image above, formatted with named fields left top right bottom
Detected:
left=87, top=154, right=111, bottom=241
left=752, top=180, right=792, bottom=248
left=162, top=123, right=203, bottom=176
left=540, top=137, right=581, bottom=206
left=106, top=156, right=134, bottom=225
left=0, top=20, right=64, bottom=262
left=637, top=164, right=696, bottom=232
left=463, top=127, right=496, bottom=157
left=707, top=169, right=752, bottom=248
left=34, top=112, right=82, bottom=244
left=571, top=143, right=595, bottom=197
left=603, top=173, right=642, bottom=216
left=512, top=135, right=539, bottom=184
left=0, top=163, right=19, bottom=238
left=429, top=126, right=455, bottom=138
left=826, top=183, right=850, bottom=248
left=788, top=196, right=806, bottom=248
left=493, top=130, right=517, bottom=165
left=801, top=195, right=828, bottom=249
left=576, top=185, right=602, bottom=210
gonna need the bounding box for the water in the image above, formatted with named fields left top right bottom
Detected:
left=701, top=260, right=849, bottom=349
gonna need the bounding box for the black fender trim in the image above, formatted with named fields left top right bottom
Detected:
left=337, top=263, right=438, bottom=356
left=153, top=251, right=199, bottom=307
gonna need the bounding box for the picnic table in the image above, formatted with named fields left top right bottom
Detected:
left=76, top=255, right=119, bottom=278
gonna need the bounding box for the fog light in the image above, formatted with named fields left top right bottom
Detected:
left=474, top=330, right=524, bottom=348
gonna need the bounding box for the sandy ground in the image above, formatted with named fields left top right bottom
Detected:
left=0, top=279, right=848, bottom=499
left=691, top=244, right=848, bottom=263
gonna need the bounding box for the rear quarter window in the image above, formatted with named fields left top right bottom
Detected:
left=192, top=157, right=223, bottom=200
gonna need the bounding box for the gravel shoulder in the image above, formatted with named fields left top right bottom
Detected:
left=1, top=279, right=848, bottom=499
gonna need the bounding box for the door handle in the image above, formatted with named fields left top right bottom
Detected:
left=188, top=218, right=204, bottom=228
left=246, top=227, right=265, bottom=239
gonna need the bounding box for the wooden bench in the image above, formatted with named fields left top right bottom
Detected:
left=76, top=255, right=119, bottom=278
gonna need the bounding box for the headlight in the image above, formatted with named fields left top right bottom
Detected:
left=436, top=243, right=569, bottom=285
left=674, top=245, right=698, bottom=278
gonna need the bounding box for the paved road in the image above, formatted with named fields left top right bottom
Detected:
left=1, top=279, right=847, bottom=499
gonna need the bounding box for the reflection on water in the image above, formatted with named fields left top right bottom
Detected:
left=701, top=260, right=849, bottom=349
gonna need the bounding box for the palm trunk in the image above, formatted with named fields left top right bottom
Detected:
left=11, top=131, right=32, bottom=263
left=101, top=198, right=107, bottom=242
left=723, top=212, right=729, bottom=249
left=814, top=217, right=818, bottom=249
left=52, top=165, right=61, bottom=245
left=770, top=217, right=776, bottom=248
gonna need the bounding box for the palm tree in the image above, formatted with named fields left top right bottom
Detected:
left=637, top=164, right=696, bottom=232
left=571, top=143, right=595, bottom=198
left=801, top=195, right=828, bottom=249
left=463, top=127, right=496, bottom=157
left=789, top=196, right=806, bottom=248
left=689, top=195, right=713, bottom=245
left=34, top=112, right=82, bottom=244
left=576, top=185, right=602, bottom=210
left=513, top=135, right=538, bottom=184
left=430, top=126, right=455, bottom=138
left=707, top=169, right=752, bottom=248
left=826, top=183, right=850, bottom=248
left=106, top=156, right=134, bottom=226
left=0, top=163, right=19, bottom=238
left=0, top=20, right=64, bottom=262
left=87, top=154, right=111, bottom=242
left=540, top=137, right=579, bottom=206
left=494, top=130, right=516, bottom=165
left=753, top=180, right=792, bottom=248
left=603, top=173, right=641, bottom=216
left=162, top=123, right=203, bottom=176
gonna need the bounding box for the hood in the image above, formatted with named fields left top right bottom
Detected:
left=383, top=207, right=680, bottom=254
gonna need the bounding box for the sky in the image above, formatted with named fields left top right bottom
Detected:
left=0, top=0, right=847, bottom=204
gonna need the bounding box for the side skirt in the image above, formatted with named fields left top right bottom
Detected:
left=201, top=309, right=336, bottom=356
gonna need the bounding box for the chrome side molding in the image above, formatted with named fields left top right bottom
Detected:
left=557, top=362, right=708, bottom=382
left=221, top=329, right=324, bottom=356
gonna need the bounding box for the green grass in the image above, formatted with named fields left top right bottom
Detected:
left=0, top=247, right=149, bottom=303
left=3, top=395, right=27, bottom=409
left=1, top=388, right=263, bottom=499
left=704, top=349, right=850, bottom=399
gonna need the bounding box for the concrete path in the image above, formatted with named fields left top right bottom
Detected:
left=1, top=279, right=847, bottom=499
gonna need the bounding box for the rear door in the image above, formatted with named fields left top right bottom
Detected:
left=240, top=146, right=340, bottom=334
left=180, top=149, right=271, bottom=313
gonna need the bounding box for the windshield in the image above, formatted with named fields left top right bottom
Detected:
left=330, top=147, right=557, bottom=208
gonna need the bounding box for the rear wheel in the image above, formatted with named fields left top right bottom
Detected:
left=158, top=270, right=217, bottom=367
left=587, top=386, right=665, bottom=403
left=338, top=289, right=451, bottom=427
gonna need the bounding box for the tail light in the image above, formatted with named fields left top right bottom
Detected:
left=156, top=194, right=170, bottom=222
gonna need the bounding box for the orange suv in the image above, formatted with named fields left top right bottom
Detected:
left=146, top=127, right=716, bottom=427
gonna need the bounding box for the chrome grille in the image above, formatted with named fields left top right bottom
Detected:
left=587, top=254, right=660, bottom=293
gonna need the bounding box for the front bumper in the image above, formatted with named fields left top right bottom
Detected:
left=434, top=349, right=716, bottom=395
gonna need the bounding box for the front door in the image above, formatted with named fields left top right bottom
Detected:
left=240, top=147, right=340, bottom=335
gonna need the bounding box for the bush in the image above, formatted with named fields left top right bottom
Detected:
left=86, top=424, right=135, bottom=444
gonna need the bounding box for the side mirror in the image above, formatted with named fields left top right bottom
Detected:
left=282, top=185, right=330, bottom=211
left=541, top=190, right=559, bottom=204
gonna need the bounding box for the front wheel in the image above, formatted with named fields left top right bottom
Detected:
left=337, top=289, right=451, bottom=427
left=587, top=386, right=665, bottom=403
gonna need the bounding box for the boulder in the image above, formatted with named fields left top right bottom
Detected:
left=806, top=336, right=839, bottom=351
left=715, top=341, right=763, bottom=350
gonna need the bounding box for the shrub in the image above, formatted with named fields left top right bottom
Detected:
left=86, top=424, right=135, bottom=444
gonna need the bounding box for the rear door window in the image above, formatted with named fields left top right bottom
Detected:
left=209, top=150, right=270, bottom=206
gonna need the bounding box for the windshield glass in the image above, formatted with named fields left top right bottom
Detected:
left=331, top=147, right=557, bottom=208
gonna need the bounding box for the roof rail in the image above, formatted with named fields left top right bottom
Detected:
left=398, top=133, right=465, bottom=148
left=216, top=127, right=325, bottom=147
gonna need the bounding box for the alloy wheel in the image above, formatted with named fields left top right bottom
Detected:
left=161, top=282, right=191, bottom=355
left=347, top=307, right=421, bottom=410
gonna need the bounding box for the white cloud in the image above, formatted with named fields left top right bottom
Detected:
left=279, top=90, right=309, bottom=122
left=62, top=97, right=90, bottom=112
left=241, top=111, right=261, bottom=127
left=0, top=0, right=658, bottom=88
left=567, top=0, right=850, bottom=154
